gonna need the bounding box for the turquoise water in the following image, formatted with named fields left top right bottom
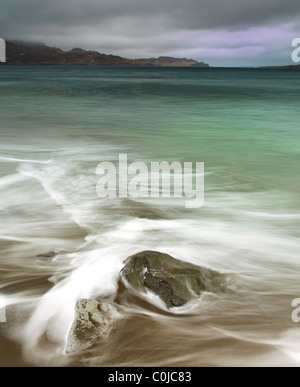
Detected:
left=0, top=66, right=299, bottom=366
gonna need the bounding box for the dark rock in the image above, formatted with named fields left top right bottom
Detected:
left=121, top=251, right=225, bottom=308
left=66, top=299, right=113, bottom=353
left=104, top=199, right=168, bottom=220
left=35, top=251, right=57, bottom=262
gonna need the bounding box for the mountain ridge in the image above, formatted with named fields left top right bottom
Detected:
left=1, top=41, right=210, bottom=67
left=259, top=64, right=300, bottom=69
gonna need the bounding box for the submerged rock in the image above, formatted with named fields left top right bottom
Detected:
left=66, top=299, right=113, bottom=353
left=35, top=251, right=57, bottom=262
left=121, top=251, right=225, bottom=308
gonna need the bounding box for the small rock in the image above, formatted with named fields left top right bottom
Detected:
left=66, top=299, right=113, bottom=354
left=121, top=251, right=225, bottom=308
left=35, top=251, right=57, bottom=262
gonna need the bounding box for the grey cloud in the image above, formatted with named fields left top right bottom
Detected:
left=172, top=0, right=300, bottom=29
left=2, top=0, right=300, bottom=35
left=1, top=0, right=299, bottom=66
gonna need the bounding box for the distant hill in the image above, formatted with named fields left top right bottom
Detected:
left=2, top=41, right=140, bottom=66
left=1, top=41, right=209, bottom=67
left=259, top=65, right=300, bottom=69
left=135, top=56, right=209, bottom=67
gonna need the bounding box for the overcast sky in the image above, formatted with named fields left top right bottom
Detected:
left=1, top=0, right=299, bottom=66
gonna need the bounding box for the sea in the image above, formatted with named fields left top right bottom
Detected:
left=0, top=66, right=299, bottom=367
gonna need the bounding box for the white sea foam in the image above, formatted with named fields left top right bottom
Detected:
left=0, top=152, right=299, bottom=365
left=0, top=156, right=53, bottom=164
left=1, top=146, right=300, bottom=367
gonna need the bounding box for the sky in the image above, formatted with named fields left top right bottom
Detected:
left=1, top=0, right=300, bottom=67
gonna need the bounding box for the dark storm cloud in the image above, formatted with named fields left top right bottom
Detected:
left=1, top=0, right=300, bottom=66
left=1, top=0, right=300, bottom=32
left=2, top=0, right=300, bottom=31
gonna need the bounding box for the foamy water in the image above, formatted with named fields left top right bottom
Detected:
left=0, top=66, right=299, bottom=366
